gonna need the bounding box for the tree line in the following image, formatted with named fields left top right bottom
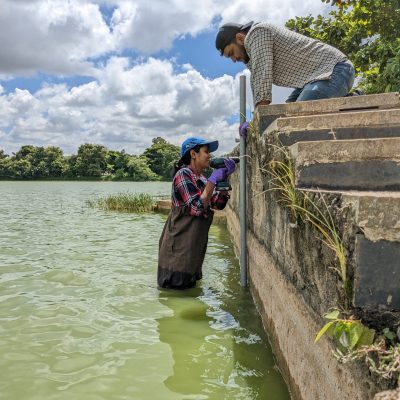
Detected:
left=0, top=137, right=180, bottom=181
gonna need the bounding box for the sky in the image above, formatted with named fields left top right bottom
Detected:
left=0, top=0, right=329, bottom=156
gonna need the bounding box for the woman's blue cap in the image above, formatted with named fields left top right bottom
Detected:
left=180, top=137, right=219, bottom=158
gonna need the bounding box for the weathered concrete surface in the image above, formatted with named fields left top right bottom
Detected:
left=276, top=108, right=400, bottom=132
left=226, top=204, right=385, bottom=400
left=226, top=105, right=400, bottom=397
left=374, top=388, right=400, bottom=400
left=256, top=93, right=400, bottom=134
left=354, top=234, right=400, bottom=309
left=290, top=138, right=400, bottom=191
left=276, top=125, right=400, bottom=146
left=342, top=191, right=400, bottom=242
left=226, top=151, right=390, bottom=398
left=298, top=190, right=400, bottom=309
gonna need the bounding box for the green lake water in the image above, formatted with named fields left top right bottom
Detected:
left=0, top=182, right=290, bottom=400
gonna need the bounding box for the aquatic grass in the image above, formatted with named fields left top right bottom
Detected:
left=87, top=192, right=155, bottom=213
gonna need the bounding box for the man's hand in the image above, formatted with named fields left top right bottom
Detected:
left=256, top=100, right=270, bottom=107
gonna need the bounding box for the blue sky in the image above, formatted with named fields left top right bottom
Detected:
left=0, top=0, right=328, bottom=155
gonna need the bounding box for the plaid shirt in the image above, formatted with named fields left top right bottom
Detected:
left=172, top=167, right=229, bottom=217
left=244, top=22, right=348, bottom=105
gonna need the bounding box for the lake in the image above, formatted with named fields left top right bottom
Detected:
left=0, top=181, right=290, bottom=400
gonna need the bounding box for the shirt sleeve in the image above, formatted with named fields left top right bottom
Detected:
left=174, top=169, right=206, bottom=217
left=246, top=27, right=274, bottom=105
left=210, top=192, right=230, bottom=211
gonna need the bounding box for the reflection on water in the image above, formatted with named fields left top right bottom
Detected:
left=0, top=182, right=290, bottom=400
left=157, top=225, right=290, bottom=400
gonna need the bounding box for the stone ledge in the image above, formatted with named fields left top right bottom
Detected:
left=255, top=92, right=400, bottom=133
left=275, top=125, right=400, bottom=146
left=290, top=136, right=400, bottom=164
left=354, top=234, right=400, bottom=309
left=261, top=92, right=400, bottom=117
left=301, top=189, right=400, bottom=242
left=254, top=92, right=400, bottom=132
left=290, top=138, right=400, bottom=191
left=276, top=108, right=400, bottom=133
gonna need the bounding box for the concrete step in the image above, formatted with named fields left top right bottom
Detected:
left=349, top=190, right=400, bottom=309
left=290, top=138, right=400, bottom=191
left=301, top=189, right=400, bottom=310
left=267, top=108, right=400, bottom=146
left=255, top=92, right=400, bottom=133
left=354, top=233, right=400, bottom=309
left=302, top=189, right=400, bottom=242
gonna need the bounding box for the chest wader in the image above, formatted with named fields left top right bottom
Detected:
left=158, top=207, right=214, bottom=289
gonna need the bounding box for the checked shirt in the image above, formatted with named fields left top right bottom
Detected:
left=172, top=167, right=229, bottom=217
left=244, top=22, right=348, bottom=105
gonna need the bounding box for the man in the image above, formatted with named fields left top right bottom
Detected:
left=215, top=21, right=355, bottom=109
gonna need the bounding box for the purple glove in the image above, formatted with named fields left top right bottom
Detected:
left=208, top=168, right=227, bottom=185
left=239, top=122, right=249, bottom=138
left=224, top=158, right=236, bottom=176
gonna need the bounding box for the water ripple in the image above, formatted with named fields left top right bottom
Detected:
left=0, top=182, right=290, bottom=400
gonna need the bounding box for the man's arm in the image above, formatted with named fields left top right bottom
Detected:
left=245, top=27, right=274, bottom=107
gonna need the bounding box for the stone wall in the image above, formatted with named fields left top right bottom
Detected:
left=226, top=93, right=400, bottom=399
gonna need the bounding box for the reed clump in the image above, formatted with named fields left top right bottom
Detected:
left=87, top=192, right=155, bottom=213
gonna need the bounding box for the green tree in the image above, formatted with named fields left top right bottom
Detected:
left=73, top=143, right=108, bottom=177
left=126, top=156, right=160, bottom=181
left=106, top=149, right=131, bottom=175
left=2, top=159, right=32, bottom=179
left=142, top=137, right=180, bottom=180
left=13, top=145, right=68, bottom=178
left=44, top=147, right=68, bottom=177
left=0, top=157, right=14, bottom=178
left=0, top=149, right=8, bottom=159
left=286, top=0, right=400, bottom=93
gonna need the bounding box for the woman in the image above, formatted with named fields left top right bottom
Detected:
left=157, top=137, right=236, bottom=289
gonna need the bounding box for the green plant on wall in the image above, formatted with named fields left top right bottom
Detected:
left=315, top=309, right=375, bottom=352
left=266, top=148, right=304, bottom=225
left=261, top=142, right=349, bottom=296
left=292, top=193, right=349, bottom=297
left=316, top=309, right=400, bottom=385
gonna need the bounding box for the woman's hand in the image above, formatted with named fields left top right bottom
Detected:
left=208, top=168, right=227, bottom=185
left=224, top=158, right=236, bottom=176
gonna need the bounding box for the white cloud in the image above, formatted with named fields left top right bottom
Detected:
left=0, top=57, right=240, bottom=155
left=0, top=0, right=113, bottom=76
left=0, top=0, right=331, bottom=156
left=110, top=0, right=221, bottom=54
left=219, top=0, right=326, bottom=27
left=0, top=0, right=328, bottom=76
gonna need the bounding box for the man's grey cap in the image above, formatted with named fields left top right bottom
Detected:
left=215, top=21, right=253, bottom=55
